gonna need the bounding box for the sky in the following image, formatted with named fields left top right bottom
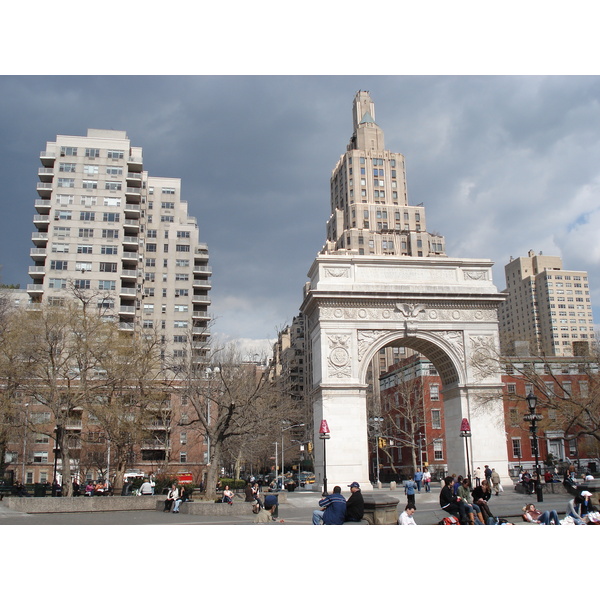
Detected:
left=2, top=75, right=600, bottom=355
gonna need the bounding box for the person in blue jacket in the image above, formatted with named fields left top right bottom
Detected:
left=312, top=486, right=347, bottom=525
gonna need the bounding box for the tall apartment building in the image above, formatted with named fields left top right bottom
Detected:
left=322, top=90, right=446, bottom=258
left=30, top=129, right=211, bottom=363
left=498, top=250, right=595, bottom=357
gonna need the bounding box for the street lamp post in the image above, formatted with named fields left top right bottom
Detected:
left=524, top=392, right=544, bottom=503
left=370, top=417, right=384, bottom=485
left=459, top=418, right=472, bottom=480
left=319, top=420, right=330, bottom=494
left=281, top=423, right=305, bottom=489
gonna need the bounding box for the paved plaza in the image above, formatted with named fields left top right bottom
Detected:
left=0, top=482, right=575, bottom=526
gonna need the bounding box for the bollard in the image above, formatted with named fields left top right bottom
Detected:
left=389, top=481, right=397, bottom=490
left=377, top=481, right=382, bottom=489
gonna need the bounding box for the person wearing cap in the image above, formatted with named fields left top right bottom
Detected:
left=345, top=482, right=364, bottom=522
left=254, top=494, right=282, bottom=523
left=570, top=490, right=598, bottom=524
left=312, top=486, right=346, bottom=525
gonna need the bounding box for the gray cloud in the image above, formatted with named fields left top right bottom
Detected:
left=1, top=76, right=600, bottom=344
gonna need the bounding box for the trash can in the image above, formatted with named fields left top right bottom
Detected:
left=34, top=483, right=47, bottom=497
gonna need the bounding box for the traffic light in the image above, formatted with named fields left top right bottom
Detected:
left=378, top=437, right=387, bottom=448
left=307, top=442, right=313, bottom=453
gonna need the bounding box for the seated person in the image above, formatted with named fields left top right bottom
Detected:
left=472, top=479, right=494, bottom=523
left=398, top=504, right=417, bottom=525
left=312, top=486, right=346, bottom=525
left=222, top=485, right=234, bottom=504
left=457, top=477, right=484, bottom=524
left=439, top=476, right=474, bottom=524
left=522, top=503, right=560, bottom=525
left=569, top=490, right=599, bottom=524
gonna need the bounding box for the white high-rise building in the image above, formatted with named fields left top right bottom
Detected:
left=499, top=250, right=595, bottom=357
left=323, top=90, right=446, bottom=257
left=30, top=129, right=211, bottom=363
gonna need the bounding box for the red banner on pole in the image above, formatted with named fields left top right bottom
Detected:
left=460, top=418, right=471, bottom=432
left=319, top=420, right=330, bottom=434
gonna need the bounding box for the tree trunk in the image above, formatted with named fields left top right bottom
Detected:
left=203, top=444, right=221, bottom=500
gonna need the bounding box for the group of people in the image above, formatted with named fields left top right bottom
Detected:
left=84, top=480, right=111, bottom=496
left=163, top=482, right=190, bottom=513
left=312, top=481, right=365, bottom=525
left=439, top=475, right=497, bottom=524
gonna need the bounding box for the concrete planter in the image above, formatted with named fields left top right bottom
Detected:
left=3, top=495, right=158, bottom=513
left=362, top=493, right=400, bottom=525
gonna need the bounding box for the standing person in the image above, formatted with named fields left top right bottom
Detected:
left=414, top=469, right=423, bottom=493
left=484, top=465, right=492, bottom=486
left=398, top=504, right=417, bottom=525
left=345, top=482, right=364, bottom=522
left=163, top=483, right=179, bottom=512
left=244, top=482, right=255, bottom=502
left=422, top=467, right=431, bottom=493
left=404, top=475, right=417, bottom=508
left=474, top=466, right=482, bottom=487
left=491, top=469, right=501, bottom=496
left=312, top=486, right=346, bottom=525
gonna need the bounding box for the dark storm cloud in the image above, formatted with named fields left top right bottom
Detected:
left=2, top=75, right=600, bottom=349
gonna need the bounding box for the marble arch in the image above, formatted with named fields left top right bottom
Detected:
left=300, top=254, right=511, bottom=492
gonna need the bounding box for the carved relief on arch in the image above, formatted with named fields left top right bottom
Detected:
left=437, top=330, right=465, bottom=360
left=469, top=334, right=499, bottom=380
left=357, top=330, right=390, bottom=362
left=327, top=333, right=352, bottom=379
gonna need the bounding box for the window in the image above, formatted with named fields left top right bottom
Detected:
left=146, top=243, right=157, bottom=252
left=85, top=148, right=100, bottom=158
left=173, top=335, right=187, bottom=343
left=107, top=150, right=124, bottom=159
left=142, top=320, right=154, bottom=329
left=75, top=261, right=92, bottom=271
left=74, top=279, right=91, bottom=289
left=81, top=196, right=97, bottom=207
left=145, top=258, right=156, bottom=268
left=507, top=383, right=516, bottom=394
left=49, top=278, right=67, bottom=289
left=175, top=273, right=189, bottom=281
left=58, top=178, right=75, bottom=188
left=174, top=320, right=188, bottom=328
left=433, top=439, right=443, bottom=461
left=106, top=166, right=123, bottom=175
left=101, top=245, right=118, bottom=255
left=512, top=438, right=522, bottom=459
left=429, top=384, right=439, bottom=401
left=79, top=228, right=94, bottom=238
left=52, top=243, right=70, bottom=253
left=161, top=201, right=175, bottom=209
left=102, top=229, right=118, bottom=239
left=146, top=229, right=157, bottom=238
left=82, top=180, right=98, bottom=189
left=60, top=146, right=77, bottom=156
left=59, top=163, right=76, bottom=172
left=99, top=262, right=117, bottom=272
left=56, top=194, right=75, bottom=205
left=103, top=212, right=120, bottom=222
left=162, top=188, right=176, bottom=195
left=175, top=289, right=189, bottom=297
left=180, top=432, right=187, bottom=445
left=176, top=244, right=190, bottom=252
left=179, top=452, right=187, bottom=463
left=431, top=409, right=442, bottom=429
left=98, top=280, right=116, bottom=290
left=50, top=260, right=69, bottom=271
left=177, top=231, right=190, bottom=238
left=161, top=215, right=174, bottom=222
left=79, top=211, right=95, bottom=221
left=105, top=182, right=122, bottom=191
left=83, top=165, right=99, bottom=175
left=174, top=305, right=189, bottom=312
left=33, top=451, right=49, bottom=463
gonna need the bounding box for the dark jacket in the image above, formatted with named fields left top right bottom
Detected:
left=439, top=485, right=460, bottom=510
left=472, top=485, right=491, bottom=503
left=345, top=490, right=364, bottom=522
left=319, top=492, right=347, bottom=525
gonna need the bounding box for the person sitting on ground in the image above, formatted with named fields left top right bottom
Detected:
left=398, top=504, right=417, bottom=525
left=569, top=490, right=599, bottom=524
left=312, top=486, right=346, bottom=525
left=472, top=479, right=495, bottom=523
left=345, top=481, right=365, bottom=522
left=440, top=475, right=473, bottom=524
left=254, top=494, right=283, bottom=523
left=222, top=484, right=234, bottom=504
left=522, top=503, right=560, bottom=525
left=457, top=477, right=484, bottom=524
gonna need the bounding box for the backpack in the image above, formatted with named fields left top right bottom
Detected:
left=438, top=516, right=460, bottom=525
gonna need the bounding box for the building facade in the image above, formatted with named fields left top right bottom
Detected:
left=498, top=250, right=595, bottom=357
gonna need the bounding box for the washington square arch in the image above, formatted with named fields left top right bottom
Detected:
left=300, top=90, right=511, bottom=492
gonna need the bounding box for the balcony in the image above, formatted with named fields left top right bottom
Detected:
left=192, top=310, right=209, bottom=319
left=118, top=322, right=135, bottom=331
left=36, top=182, right=53, bottom=198
left=124, top=203, right=141, bottom=216
left=193, top=264, right=212, bottom=275
left=35, top=198, right=51, bottom=214
left=39, top=150, right=56, bottom=167
left=33, top=215, right=50, bottom=230
left=28, top=265, right=46, bottom=277
left=31, top=232, right=48, bottom=246
left=38, top=167, right=54, bottom=182
left=122, top=236, right=139, bottom=250
left=119, top=287, right=137, bottom=298
left=30, top=247, right=47, bottom=259
left=126, top=172, right=143, bottom=187
left=118, top=304, right=136, bottom=315
left=120, top=269, right=138, bottom=280
left=192, top=280, right=211, bottom=290
left=127, top=154, right=143, bottom=172
left=27, top=284, right=43, bottom=295
left=125, top=187, right=141, bottom=200
left=192, top=295, right=211, bottom=304
left=123, top=219, right=140, bottom=231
